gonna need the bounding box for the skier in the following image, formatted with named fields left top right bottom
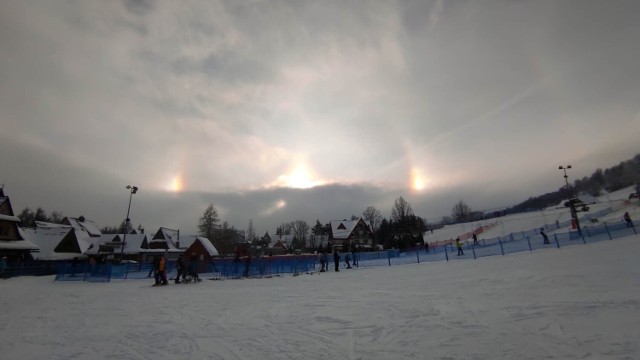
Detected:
left=351, top=246, right=358, bottom=267
left=175, top=256, right=185, bottom=284
left=154, top=256, right=168, bottom=286
left=472, top=233, right=479, bottom=246
left=455, top=238, right=464, bottom=256
left=148, top=256, right=159, bottom=278
left=0, top=256, right=7, bottom=278
left=333, top=249, right=340, bottom=272
left=345, top=252, right=352, bottom=269
left=624, top=212, right=633, bottom=227
left=319, top=251, right=328, bottom=272
left=540, top=228, right=550, bottom=244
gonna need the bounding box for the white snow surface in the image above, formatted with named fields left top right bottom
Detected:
left=1, top=234, right=639, bottom=359
left=2, top=187, right=639, bottom=359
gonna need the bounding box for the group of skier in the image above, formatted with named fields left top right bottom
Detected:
left=318, top=246, right=359, bottom=272
left=151, top=255, right=200, bottom=286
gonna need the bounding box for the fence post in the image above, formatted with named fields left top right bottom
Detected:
left=526, top=236, right=532, bottom=251
left=554, top=233, right=560, bottom=248
left=444, top=245, right=449, bottom=262
left=416, top=248, right=420, bottom=263
left=603, top=222, right=612, bottom=240
left=498, top=238, right=504, bottom=255
left=632, top=222, right=637, bottom=235
left=387, top=251, right=391, bottom=267
left=471, top=244, right=476, bottom=259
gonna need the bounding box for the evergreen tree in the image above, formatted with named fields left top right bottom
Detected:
left=198, top=204, right=220, bottom=240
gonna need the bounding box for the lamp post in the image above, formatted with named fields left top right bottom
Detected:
left=558, top=165, right=581, bottom=236
left=120, top=185, right=139, bottom=257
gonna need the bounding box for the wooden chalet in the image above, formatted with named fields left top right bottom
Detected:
left=0, top=188, right=39, bottom=261
left=328, top=217, right=373, bottom=249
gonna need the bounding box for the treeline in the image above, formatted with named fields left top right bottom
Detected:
left=507, top=153, right=640, bottom=213
left=16, top=207, right=65, bottom=227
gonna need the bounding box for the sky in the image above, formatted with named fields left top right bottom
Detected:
left=1, top=0, right=639, bottom=236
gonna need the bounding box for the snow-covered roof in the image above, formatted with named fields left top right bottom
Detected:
left=64, top=217, right=102, bottom=237
left=0, top=238, right=39, bottom=251
left=20, top=225, right=95, bottom=260
left=273, top=234, right=294, bottom=247
left=84, top=233, right=149, bottom=255
left=35, top=221, right=72, bottom=228
left=150, top=227, right=180, bottom=249
left=199, top=237, right=218, bottom=256
left=0, top=214, right=21, bottom=222
left=330, top=218, right=372, bottom=240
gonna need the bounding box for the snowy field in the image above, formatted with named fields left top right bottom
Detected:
left=2, top=232, right=640, bottom=360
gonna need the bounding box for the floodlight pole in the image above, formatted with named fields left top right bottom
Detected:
left=558, top=165, right=581, bottom=236
left=120, top=185, right=139, bottom=258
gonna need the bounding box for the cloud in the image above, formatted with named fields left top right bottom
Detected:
left=1, top=1, right=639, bottom=235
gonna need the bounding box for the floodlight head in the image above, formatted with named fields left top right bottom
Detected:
left=126, top=185, right=132, bottom=189
left=558, top=166, right=563, bottom=170
left=131, top=186, right=138, bottom=194
left=567, top=165, right=572, bottom=169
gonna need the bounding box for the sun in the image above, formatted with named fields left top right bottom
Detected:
left=410, top=168, right=427, bottom=192
left=286, top=166, right=316, bottom=189
left=170, top=175, right=184, bottom=192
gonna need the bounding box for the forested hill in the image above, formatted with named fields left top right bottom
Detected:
left=506, top=154, right=640, bottom=213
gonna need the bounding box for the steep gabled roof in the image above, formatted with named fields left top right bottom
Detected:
left=149, top=227, right=181, bottom=251
left=330, top=218, right=372, bottom=240
left=20, top=226, right=90, bottom=260
left=182, top=236, right=219, bottom=256
left=0, top=192, right=16, bottom=216
left=272, top=239, right=288, bottom=249
left=63, top=217, right=102, bottom=237
left=84, top=233, right=149, bottom=255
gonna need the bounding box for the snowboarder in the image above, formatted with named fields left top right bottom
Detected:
left=333, top=249, right=340, bottom=272
left=624, top=212, right=633, bottom=227
left=472, top=233, right=479, bottom=246
left=541, top=228, right=550, bottom=244
left=455, top=238, right=464, bottom=256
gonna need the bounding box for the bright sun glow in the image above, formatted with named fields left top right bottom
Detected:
left=273, top=161, right=326, bottom=189
left=287, top=166, right=315, bottom=189
left=171, top=175, right=184, bottom=192
left=411, top=168, right=427, bottom=192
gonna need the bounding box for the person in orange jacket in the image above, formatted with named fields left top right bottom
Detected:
left=154, top=256, right=168, bottom=286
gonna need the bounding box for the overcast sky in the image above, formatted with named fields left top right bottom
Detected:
left=1, top=0, right=639, bottom=236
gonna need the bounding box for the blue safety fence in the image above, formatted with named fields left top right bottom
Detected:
left=205, top=255, right=318, bottom=278
left=49, top=218, right=637, bottom=282
left=55, top=262, right=112, bottom=282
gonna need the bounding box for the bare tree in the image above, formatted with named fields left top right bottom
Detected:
left=452, top=200, right=471, bottom=222
left=246, top=219, right=256, bottom=243
left=391, top=196, right=414, bottom=222
left=362, top=205, right=383, bottom=232
left=50, top=211, right=64, bottom=224
left=277, top=222, right=293, bottom=237
left=290, top=220, right=310, bottom=248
